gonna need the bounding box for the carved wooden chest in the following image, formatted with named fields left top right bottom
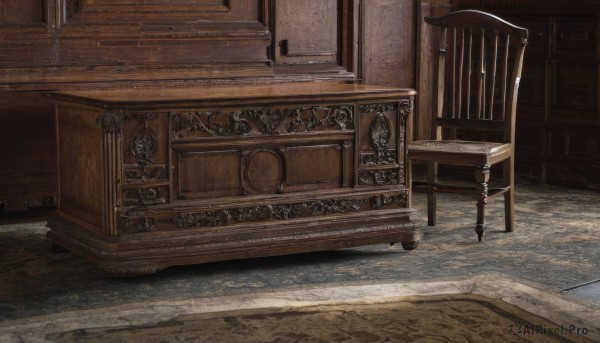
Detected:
left=46, top=82, right=421, bottom=276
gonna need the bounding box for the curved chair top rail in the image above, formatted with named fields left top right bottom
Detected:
left=425, top=9, right=528, bottom=42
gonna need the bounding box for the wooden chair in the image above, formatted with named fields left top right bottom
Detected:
left=408, top=10, right=528, bottom=241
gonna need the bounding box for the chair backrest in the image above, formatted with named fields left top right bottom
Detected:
left=426, top=10, right=528, bottom=144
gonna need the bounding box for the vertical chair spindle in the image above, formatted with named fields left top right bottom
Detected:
left=458, top=28, right=465, bottom=119
left=466, top=28, right=473, bottom=119
left=477, top=29, right=485, bottom=119
left=488, top=30, right=499, bottom=120
left=501, top=34, right=510, bottom=120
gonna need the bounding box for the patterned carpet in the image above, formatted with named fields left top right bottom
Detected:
left=40, top=294, right=586, bottom=343
left=1, top=180, right=599, bottom=341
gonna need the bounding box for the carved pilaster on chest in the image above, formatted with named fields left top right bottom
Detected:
left=357, top=99, right=412, bottom=186
left=95, top=108, right=125, bottom=236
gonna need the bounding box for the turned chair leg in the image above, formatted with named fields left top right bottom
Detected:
left=475, top=165, right=490, bottom=241
left=427, top=161, right=438, bottom=226
left=503, top=158, right=515, bottom=232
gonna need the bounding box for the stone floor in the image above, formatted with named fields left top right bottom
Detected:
left=0, top=179, right=599, bottom=341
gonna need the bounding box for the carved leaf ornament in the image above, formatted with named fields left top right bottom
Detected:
left=121, top=193, right=407, bottom=232
left=171, top=105, right=353, bottom=138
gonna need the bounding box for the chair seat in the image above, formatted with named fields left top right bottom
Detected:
left=408, top=140, right=512, bottom=166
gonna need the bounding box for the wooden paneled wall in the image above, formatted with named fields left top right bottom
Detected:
left=414, top=0, right=452, bottom=142
left=0, top=0, right=419, bottom=212
left=1, top=1, right=272, bottom=87
left=361, top=0, right=416, bottom=88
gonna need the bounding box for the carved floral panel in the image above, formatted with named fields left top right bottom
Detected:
left=120, top=192, right=408, bottom=233
left=171, top=105, right=354, bottom=140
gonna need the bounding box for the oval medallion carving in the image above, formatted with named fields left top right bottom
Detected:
left=369, top=113, right=392, bottom=150
left=244, top=149, right=283, bottom=194
left=131, top=123, right=157, bottom=165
